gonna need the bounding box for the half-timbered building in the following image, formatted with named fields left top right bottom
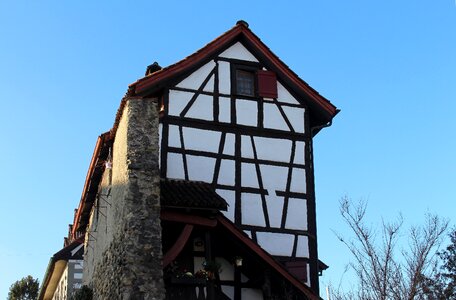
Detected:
left=131, top=20, right=338, bottom=292
left=66, top=20, right=338, bottom=299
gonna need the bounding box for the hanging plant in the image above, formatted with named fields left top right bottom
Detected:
left=202, top=260, right=222, bottom=280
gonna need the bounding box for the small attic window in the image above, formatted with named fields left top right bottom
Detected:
left=233, top=65, right=278, bottom=99
left=236, top=69, right=255, bottom=96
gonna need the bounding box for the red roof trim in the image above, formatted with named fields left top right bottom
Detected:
left=71, top=132, right=110, bottom=239
left=161, top=210, right=217, bottom=227
left=216, top=215, right=320, bottom=300
left=130, top=22, right=337, bottom=122
left=240, top=29, right=336, bottom=116
left=162, top=211, right=319, bottom=299
left=162, top=224, right=194, bottom=268
left=133, top=25, right=243, bottom=93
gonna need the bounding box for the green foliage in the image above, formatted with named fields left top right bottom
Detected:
left=422, top=229, right=456, bottom=299
left=7, top=275, right=39, bottom=300
left=69, top=285, right=93, bottom=300
left=202, top=260, right=222, bottom=274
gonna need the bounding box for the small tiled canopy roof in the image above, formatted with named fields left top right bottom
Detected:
left=161, top=179, right=228, bottom=211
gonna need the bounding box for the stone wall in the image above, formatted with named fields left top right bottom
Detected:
left=83, top=97, right=165, bottom=299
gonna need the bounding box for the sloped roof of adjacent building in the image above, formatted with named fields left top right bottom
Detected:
left=38, top=239, right=84, bottom=300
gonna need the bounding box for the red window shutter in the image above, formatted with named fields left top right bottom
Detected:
left=285, top=261, right=307, bottom=282
left=257, top=70, right=278, bottom=98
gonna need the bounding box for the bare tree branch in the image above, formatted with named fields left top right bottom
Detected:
left=331, top=197, right=448, bottom=300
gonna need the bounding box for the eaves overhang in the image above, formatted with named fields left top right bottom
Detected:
left=38, top=239, right=83, bottom=300
left=72, top=132, right=112, bottom=238
left=128, top=21, right=338, bottom=127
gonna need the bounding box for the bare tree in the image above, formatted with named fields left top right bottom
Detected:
left=330, top=196, right=448, bottom=300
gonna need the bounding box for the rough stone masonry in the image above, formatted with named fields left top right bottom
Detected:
left=84, top=97, right=165, bottom=299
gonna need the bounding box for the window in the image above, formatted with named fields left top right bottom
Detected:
left=236, top=69, right=255, bottom=96
left=233, top=64, right=277, bottom=98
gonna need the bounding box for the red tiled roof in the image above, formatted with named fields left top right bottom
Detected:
left=72, top=132, right=112, bottom=237
left=161, top=179, right=228, bottom=211
left=128, top=20, right=338, bottom=126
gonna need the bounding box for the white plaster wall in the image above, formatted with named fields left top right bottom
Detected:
left=216, top=189, right=235, bottom=221
left=277, top=82, right=300, bottom=105
left=193, top=256, right=205, bottom=273
left=265, top=195, right=284, bottom=228
left=296, top=235, right=309, bottom=258
left=218, top=61, right=231, bottom=94
left=203, top=75, right=215, bottom=93
left=285, top=198, right=308, bottom=230
left=167, top=125, right=180, bottom=148
left=306, top=264, right=311, bottom=286
left=219, top=42, right=259, bottom=62
left=219, top=96, right=231, bottom=122
left=294, top=142, right=305, bottom=165
left=168, top=90, right=192, bottom=116
left=263, top=103, right=289, bottom=131
left=186, top=155, right=216, bottom=182
left=241, top=193, right=266, bottom=226
left=256, top=232, right=294, bottom=256
left=221, top=286, right=234, bottom=299
left=282, top=106, right=305, bottom=133
left=185, top=94, right=213, bottom=121
left=176, top=61, right=216, bottom=90
left=217, top=159, right=235, bottom=186
left=259, top=165, right=288, bottom=192
left=162, top=41, right=312, bottom=265
left=236, top=99, right=257, bottom=127
left=219, top=258, right=235, bottom=281
left=223, top=133, right=235, bottom=156
left=166, top=153, right=185, bottom=179
left=183, top=127, right=221, bottom=153
left=241, top=163, right=259, bottom=188
left=241, top=135, right=254, bottom=159
left=290, top=168, right=306, bottom=193
left=158, top=123, right=162, bottom=168
left=253, top=137, right=291, bottom=163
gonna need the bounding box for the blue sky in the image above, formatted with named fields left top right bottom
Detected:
left=0, top=1, right=455, bottom=298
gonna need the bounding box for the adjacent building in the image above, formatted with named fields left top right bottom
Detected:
left=38, top=239, right=84, bottom=300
